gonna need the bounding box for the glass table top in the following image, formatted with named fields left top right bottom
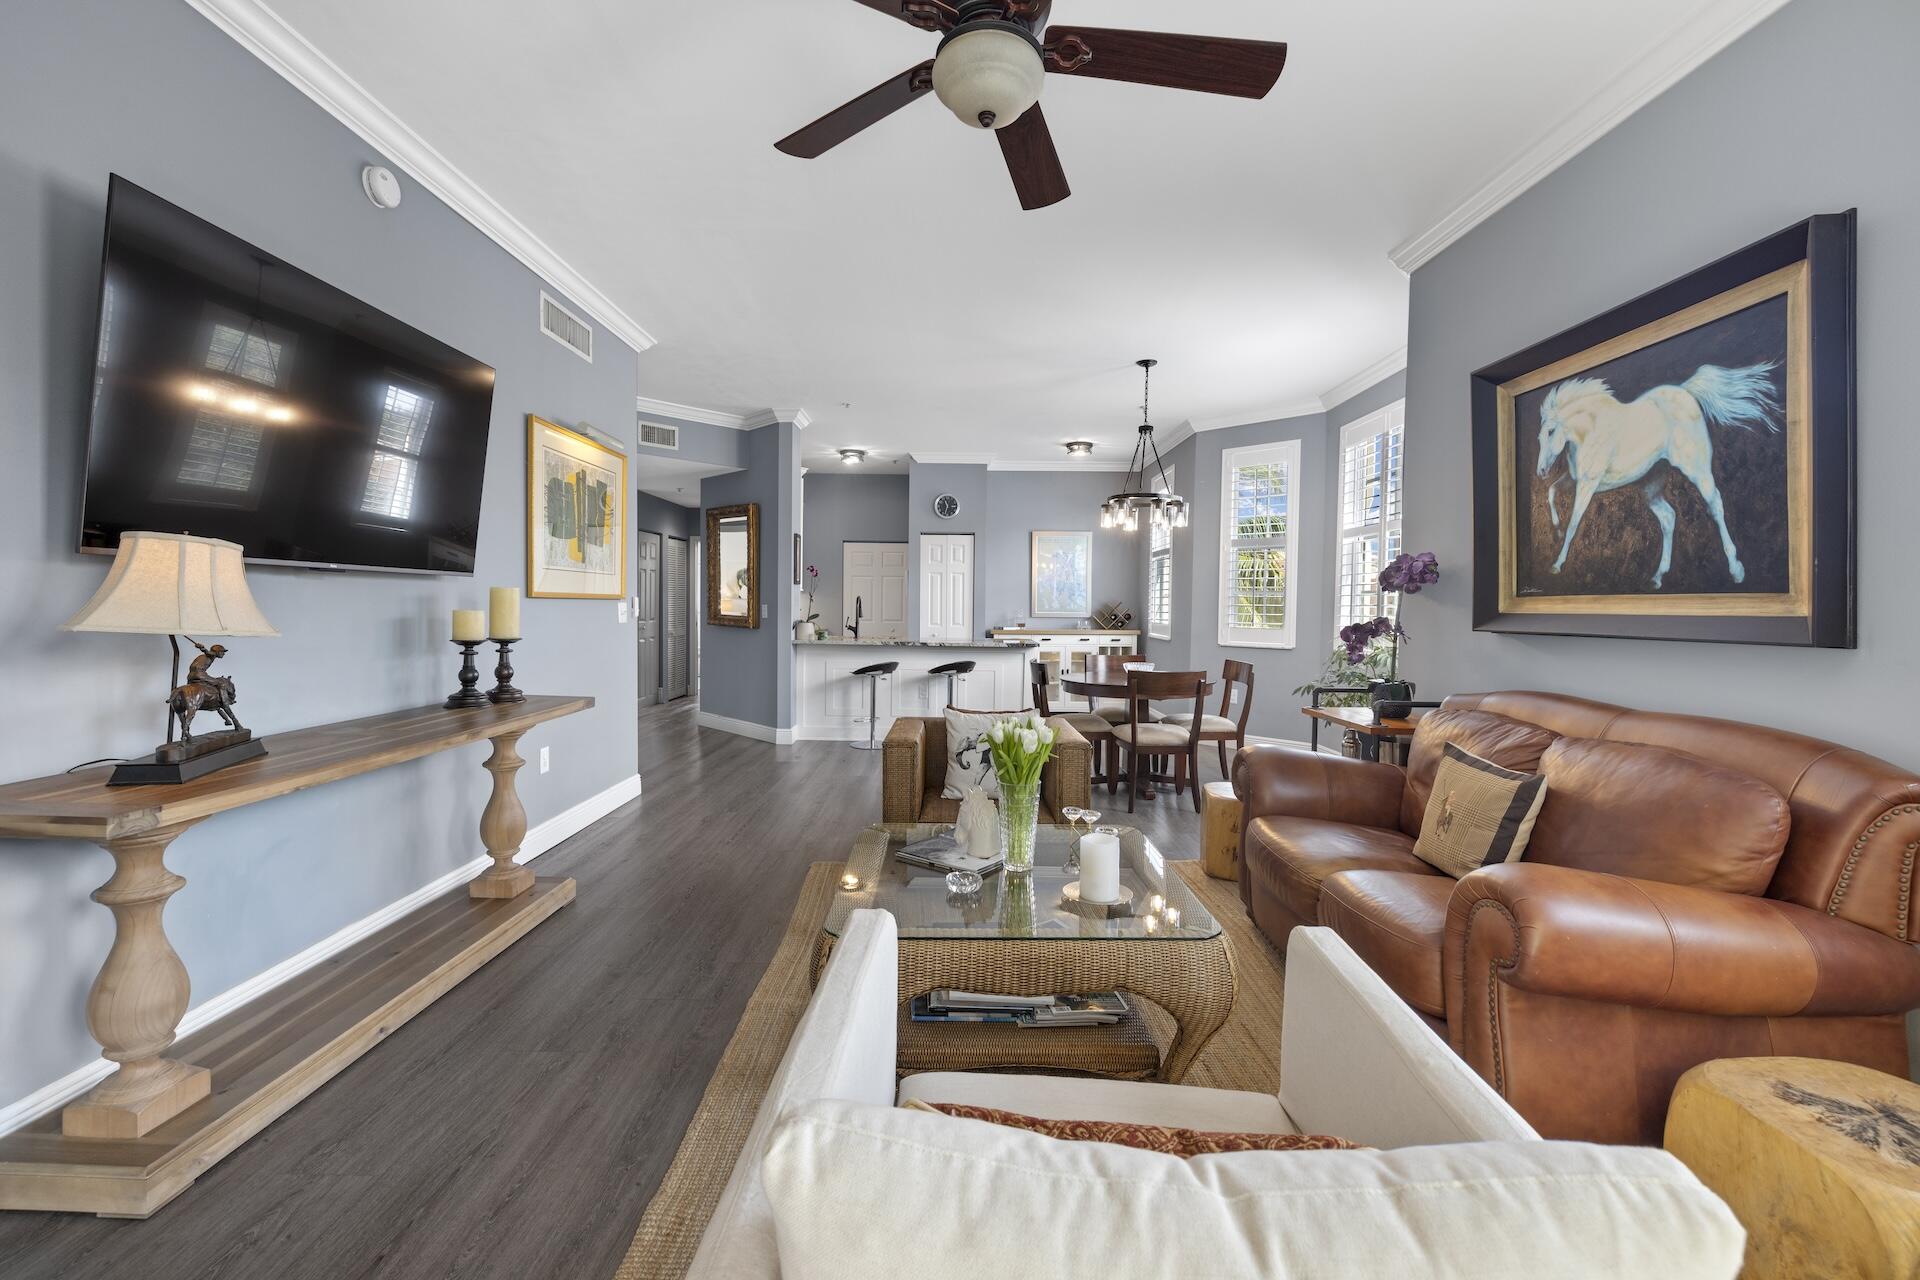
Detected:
left=822, top=823, right=1220, bottom=942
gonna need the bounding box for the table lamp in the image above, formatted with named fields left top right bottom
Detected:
left=64, top=531, right=279, bottom=786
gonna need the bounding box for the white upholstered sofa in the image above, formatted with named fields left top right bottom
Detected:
left=686, top=911, right=1745, bottom=1279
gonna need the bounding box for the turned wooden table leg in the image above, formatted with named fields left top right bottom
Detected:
left=470, top=730, right=534, bottom=899
left=63, top=824, right=212, bottom=1139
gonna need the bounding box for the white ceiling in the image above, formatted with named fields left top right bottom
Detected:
left=255, top=0, right=1784, bottom=471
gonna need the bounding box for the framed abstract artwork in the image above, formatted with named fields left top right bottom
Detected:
left=1470, top=211, right=1856, bottom=648
left=1031, top=530, right=1093, bottom=618
left=527, top=415, right=627, bottom=600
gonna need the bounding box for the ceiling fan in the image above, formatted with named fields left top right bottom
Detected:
left=774, top=0, right=1288, bottom=210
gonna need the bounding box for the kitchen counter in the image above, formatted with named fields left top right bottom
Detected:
left=796, top=638, right=1038, bottom=649
left=792, top=641, right=1033, bottom=739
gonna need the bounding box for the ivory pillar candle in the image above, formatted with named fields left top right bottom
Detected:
left=1077, top=831, right=1121, bottom=905
left=452, top=609, right=487, bottom=643
left=489, top=587, right=521, bottom=640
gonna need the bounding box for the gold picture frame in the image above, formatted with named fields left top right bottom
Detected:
left=527, top=415, right=627, bottom=600
left=705, top=502, right=760, bottom=629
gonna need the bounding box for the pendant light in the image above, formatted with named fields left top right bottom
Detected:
left=1101, top=359, right=1189, bottom=534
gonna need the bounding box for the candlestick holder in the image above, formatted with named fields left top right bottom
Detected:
left=444, top=641, right=490, bottom=709
left=487, top=638, right=525, bottom=704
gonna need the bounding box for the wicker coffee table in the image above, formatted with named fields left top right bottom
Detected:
left=819, top=824, right=1235, bottom=1082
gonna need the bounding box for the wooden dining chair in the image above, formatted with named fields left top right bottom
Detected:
left=1032, top=660, right=1114, bottom=787
left=1084, top=654, right=1165, bottom=726
left=1165, top=659, right=1255, bottom=780
left=1115, top=670, right=1208, bottom=814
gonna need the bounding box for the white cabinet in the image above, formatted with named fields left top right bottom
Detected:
left=990, top=631, right=1139, bottom=707
left=794, top=644, right=1031, bottom=741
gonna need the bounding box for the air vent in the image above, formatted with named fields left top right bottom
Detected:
left=639, top=420, right=679, bottom=450
left=539, top=291, right=593, bottom=363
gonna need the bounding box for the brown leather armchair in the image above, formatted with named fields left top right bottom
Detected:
left=1234, top=691, right=1920, bottom=1145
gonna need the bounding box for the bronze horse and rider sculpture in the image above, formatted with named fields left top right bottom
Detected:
left=168, top=637, right=248, bottom=745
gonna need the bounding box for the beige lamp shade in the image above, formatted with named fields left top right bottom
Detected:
left=63, top=531, right=279, bottom=637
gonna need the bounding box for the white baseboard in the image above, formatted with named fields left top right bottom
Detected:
left=696, top=709, right=796, bottom=745
left=0, top=772, right=643, bottom=1137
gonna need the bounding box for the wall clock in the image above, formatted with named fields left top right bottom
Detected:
left=933, top=493, right=961, bottom=519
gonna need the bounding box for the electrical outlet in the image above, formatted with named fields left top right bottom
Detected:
left=617, top=600, right=629, bottom=624
left=539, top=745, right=550, bottom=774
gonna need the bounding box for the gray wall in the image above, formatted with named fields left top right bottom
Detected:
left=801, top=473, right=908, bottom=634
left=0, top=1, right=641, bottom=1111
left=981, top=471, right=1149, bottom=632
left=905, top=463, right=992, bottom=639
left=1403, top=0, right=1915, bottom=768
left=698, top=421, right=801, bottom=730
left=634, top=492, right=697, bottom=543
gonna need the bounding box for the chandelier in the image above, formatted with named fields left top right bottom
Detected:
left=1101, top=358, right=1188, bottom=533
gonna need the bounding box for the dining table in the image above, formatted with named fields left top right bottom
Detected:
left=1057, top=657, right=1214, bottom=798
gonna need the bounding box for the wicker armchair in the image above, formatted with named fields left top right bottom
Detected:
left=881, top=716, right=1093, bottom=824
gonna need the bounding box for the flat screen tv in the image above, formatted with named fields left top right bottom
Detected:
left=79, top=175, right=497, bottom=573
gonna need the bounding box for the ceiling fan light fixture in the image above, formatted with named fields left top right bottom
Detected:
left=932, top=24, right=1044, bottom=131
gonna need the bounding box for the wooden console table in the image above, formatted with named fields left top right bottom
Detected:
left=0, top=695, right=592, bottom=1217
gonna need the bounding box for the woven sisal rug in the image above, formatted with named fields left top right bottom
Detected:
left=613, top=859, right=1285, bottom=1280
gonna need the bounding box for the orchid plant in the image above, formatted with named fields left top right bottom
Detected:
left=1339, top=551, right=1439, bottom=683
left=802, top=564, right=821, bottom=628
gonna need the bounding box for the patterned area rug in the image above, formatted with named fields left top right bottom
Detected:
left=613, top=859, right=1284, bottom=1280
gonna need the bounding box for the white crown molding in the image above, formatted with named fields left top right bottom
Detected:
left=986, top=459, right=1136, bottom=473
left=182, top=0, right=656, bottom=354
left=635, top=396, right=750, bottom=430
left=0, top=772, right=643, bottom=1137
left=1389, top=0, right=1795, bottom=273
left=743, top=408, right=813, bottom=432
left=1321, top=346, right=1409, bottom=412
left=908, top=453, right=996, bottom=466
left=1158, top=421, right=1196, bottom=452
left=1175, top=399, right=1326, bottom=440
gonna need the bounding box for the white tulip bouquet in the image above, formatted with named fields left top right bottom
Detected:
left=986, top=713, right=1055, bottom=872
left=986, top=712, right=1056, bottom=786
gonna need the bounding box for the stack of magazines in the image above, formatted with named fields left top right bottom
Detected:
left=895, top=832, right=1002, bottom=877
left=909, top=989, right=1129, bottom=1028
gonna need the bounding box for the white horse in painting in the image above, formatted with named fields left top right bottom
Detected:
left=1536, top=363, right=1781, bottom=588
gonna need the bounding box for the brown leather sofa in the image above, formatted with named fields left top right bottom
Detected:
left=882, top=716, right=1092, bottom=825
left=1233, top=690, right=1920, bottom=1144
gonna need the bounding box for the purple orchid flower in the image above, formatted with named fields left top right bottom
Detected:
left=1379, top=551, right=1440, bottom=595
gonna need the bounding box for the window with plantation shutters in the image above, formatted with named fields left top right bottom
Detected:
left=1335, top=403, right=1405, bottom=630
left=1148, top=467, right=1174, bottom=640
left=1219, top=439, right=1300, bottom=648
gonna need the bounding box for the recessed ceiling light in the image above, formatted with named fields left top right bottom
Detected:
left=1065, top=441, right=1094, bottom=457
left=839, top=448, right=867, bottom=465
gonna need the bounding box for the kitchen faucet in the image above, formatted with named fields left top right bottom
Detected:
left=846, top=596, right=862, bottom=639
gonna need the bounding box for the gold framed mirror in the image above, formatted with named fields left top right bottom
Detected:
left=706, top=503, right=759, bottom=628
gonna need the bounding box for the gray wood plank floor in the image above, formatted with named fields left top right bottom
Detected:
left=0, top=699, right=1210, bottom=1279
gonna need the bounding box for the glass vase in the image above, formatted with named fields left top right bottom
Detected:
left=998, top=780, right=1041, bottom=874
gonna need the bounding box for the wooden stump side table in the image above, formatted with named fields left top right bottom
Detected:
left=0, top=696, right=591, bottom=1216
left=1665, top=1056, right=1920, bottom=1280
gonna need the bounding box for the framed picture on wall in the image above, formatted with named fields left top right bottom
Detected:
left=1031, top=530, right=1093, bottom=618
left=527, top=415, right=628, bottom=600
left=1470, top=211, right=1856, bottom=648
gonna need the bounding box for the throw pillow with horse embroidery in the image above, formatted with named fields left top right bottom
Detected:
left=941, top=708, right=1002, bottom=800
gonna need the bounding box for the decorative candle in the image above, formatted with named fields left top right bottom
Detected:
left=1164, top=906, right=1182, bottom=929
left=1078, top=830, right=1121, bottom=905
left=489, top=586, right=522, bottom=640
left=840, top=873, right=861, bottom=892
left=452, top=609, right=487, bottom=643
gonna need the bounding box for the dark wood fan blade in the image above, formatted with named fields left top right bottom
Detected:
left=775, top=61, right=936, bottom=159
left=1045, top=27, right=1288, bottom=98
left=847, top=0, right=956, bottom=31
left=997, top=106, right=1070, bottom=211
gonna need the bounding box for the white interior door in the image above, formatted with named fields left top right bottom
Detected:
left=843, top=542, right=908, bottom=640
left=919, top=533, right=974, bottom=641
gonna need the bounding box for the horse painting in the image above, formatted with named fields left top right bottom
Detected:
left=1535, top=362, right=1782, bottom=589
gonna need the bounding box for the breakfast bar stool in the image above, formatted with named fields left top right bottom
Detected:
left=849, top=661, right=898, bottom=751
left=929, top=659, right=976, bottom=709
